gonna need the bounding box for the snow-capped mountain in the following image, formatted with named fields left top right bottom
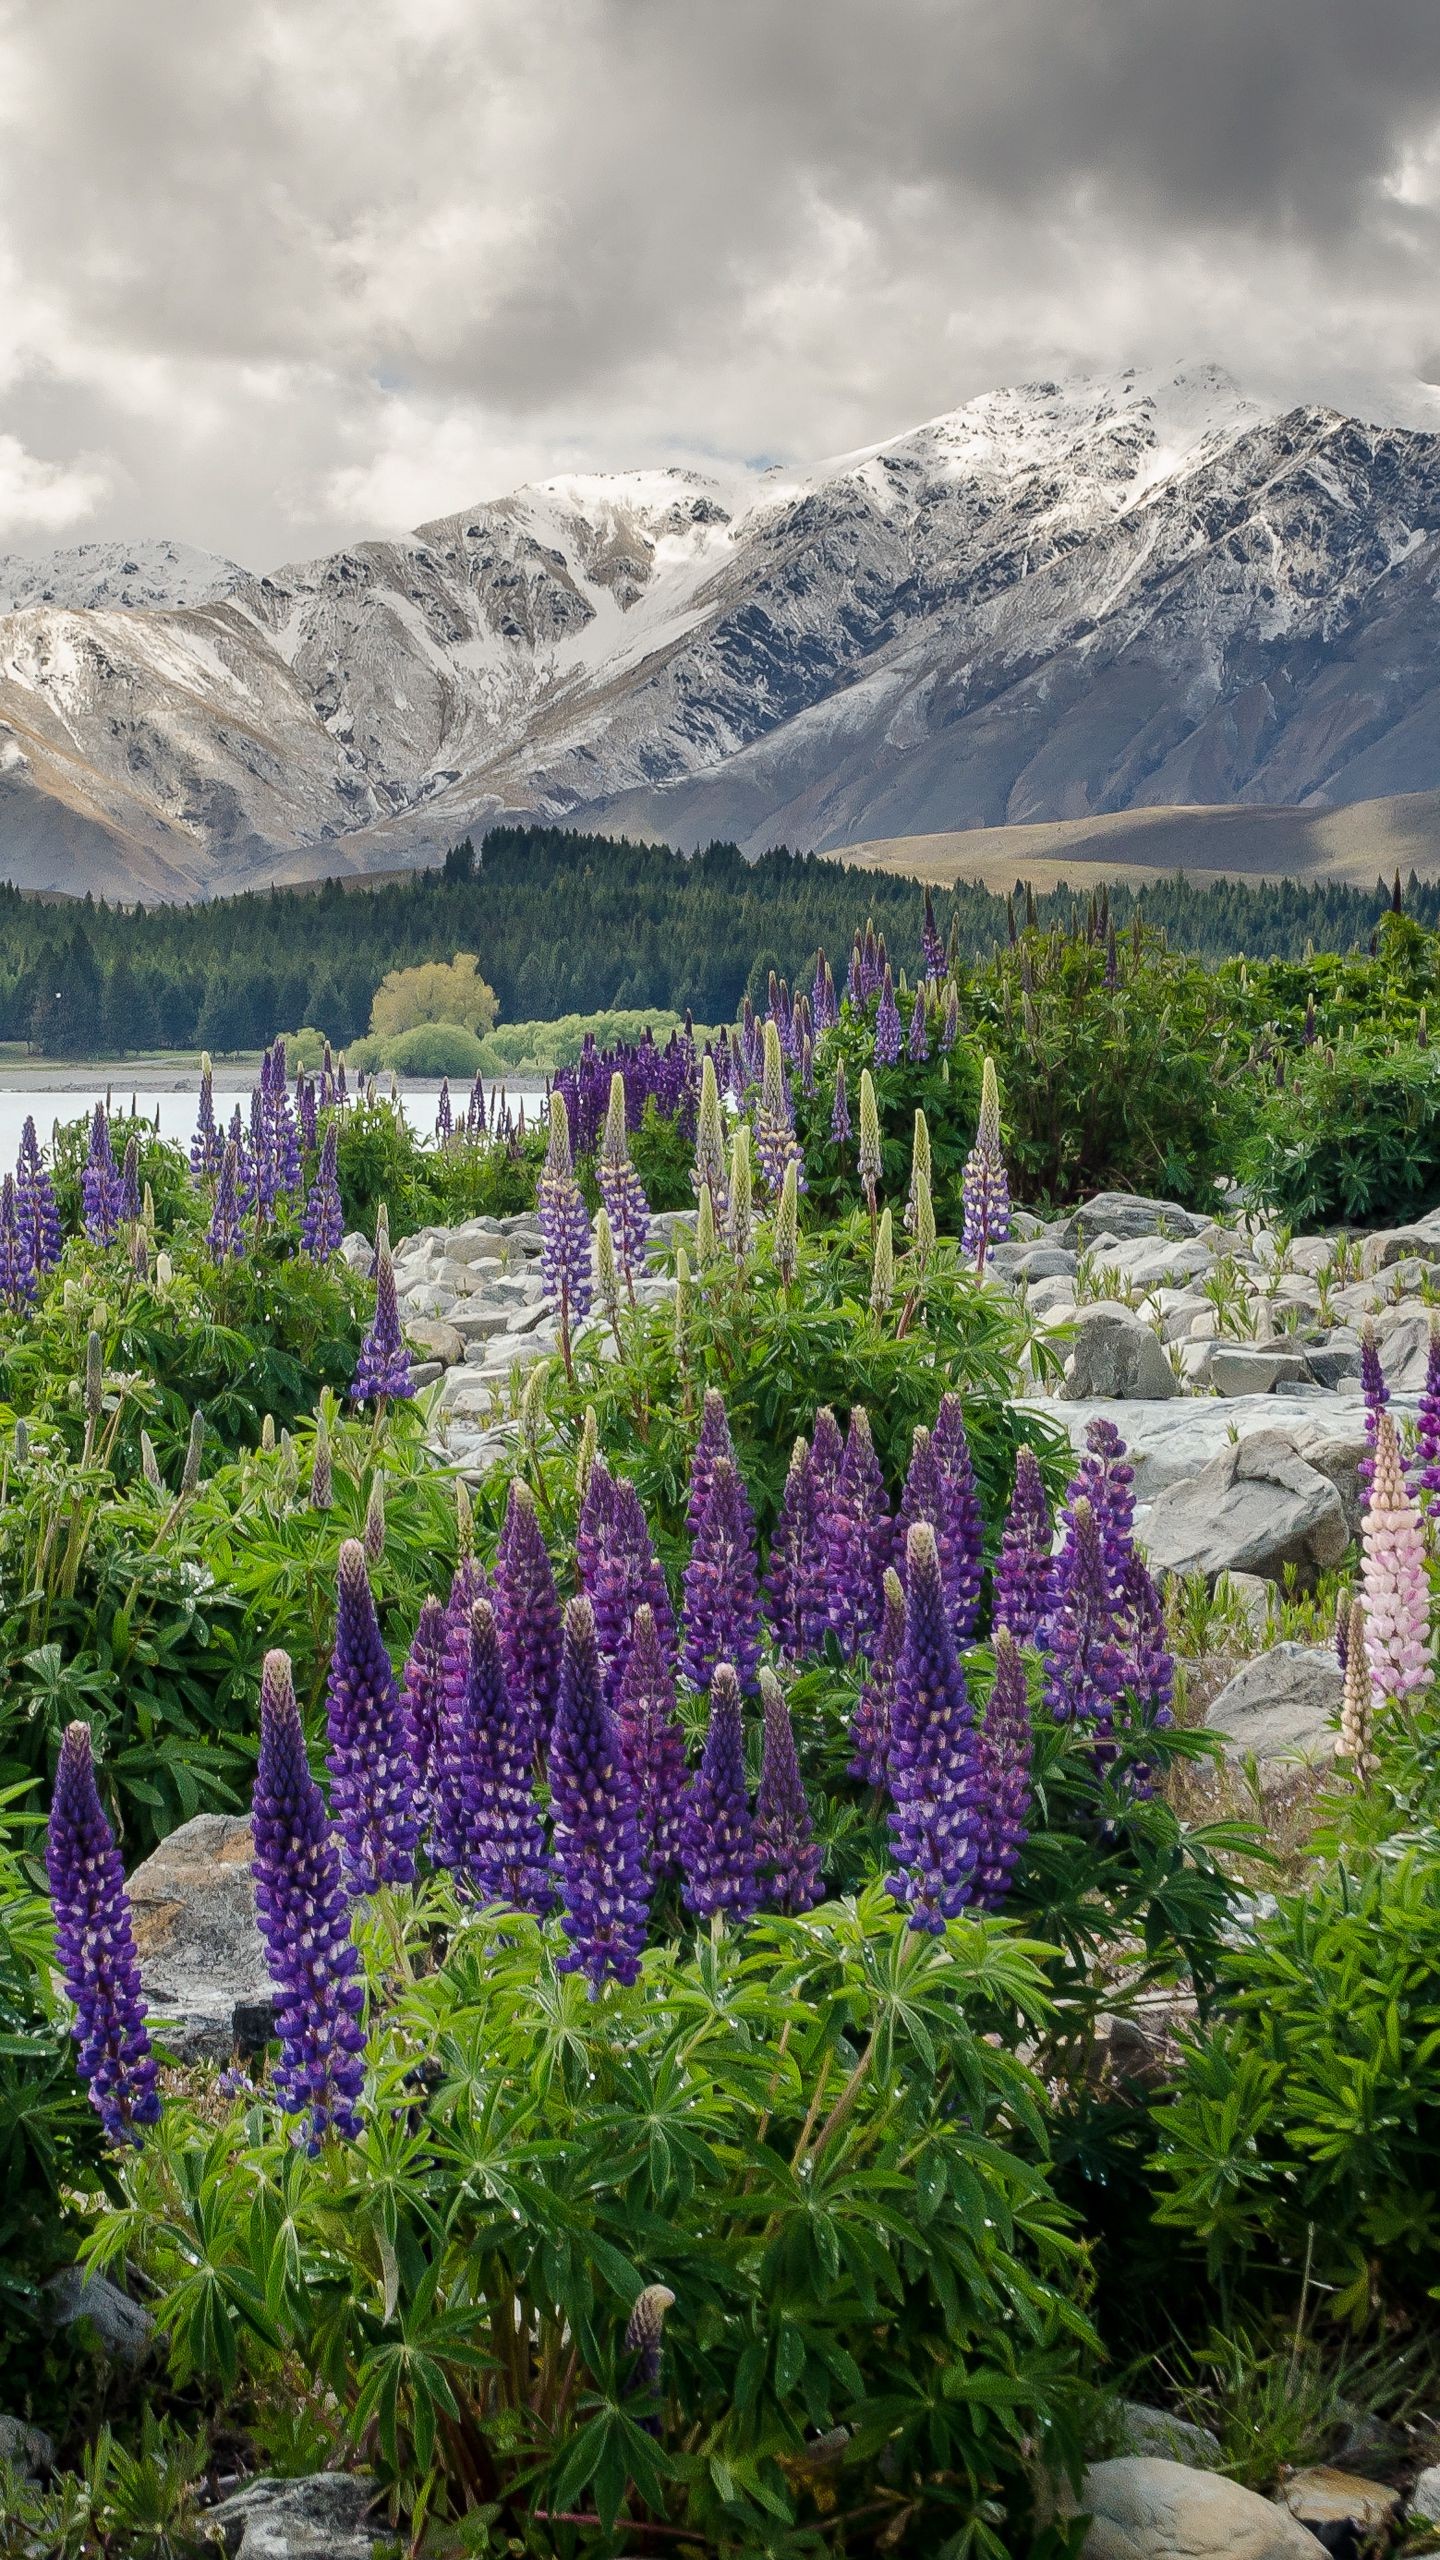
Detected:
left=3, top=362, right=1440, bottom=899
left=0, top=538, right=244, bottom=614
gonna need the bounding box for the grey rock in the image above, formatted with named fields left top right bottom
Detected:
left=402, top=1316, right=463, bottom=1365
left=1061, top=1305, right=1179, bottom=1402
left=1026, top=1276, right=1077, bottom=1318
left=1078, top=2457, right=1319, bottom=2560
left=1374, top=1302, right=1435, bottom=1391
left=1221, top=1570, right=1274, bottom=1638
left=0, top=2414, right=54, bottom=2476
left=1113, top=2404, right=1221, bottom=2469
left=209, top=2474, right=382, bottom=2560
left=1412, top=2463, right=1440, bottom=2524
left=408, top=1360, right=443, bottom=1390
left=1194, top=1345, right=1314, bottom=1396
left=1203, top=1642, right=1343, bottom=1764
left=128, top=1814, right=268, bottom=2061
left=339, top=1232, right=374, bottom=1275
left=1362, top=1211, right=1440, bottom=1273
left=451, top=1305, right=511, bottom=1342
left=45, top=2267, right=155, bottom=2364
left=1057, top=1193, right=1209, bottom=1249
left=1303, top=1342, right=1362, bottom=1388
left=1278, top=2468, right=1399, bottom=2540
left=1142, top=1432, right=1347, bottom=1587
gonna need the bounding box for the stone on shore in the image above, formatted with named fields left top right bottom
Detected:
left=1203, top=1642, right=1343, bottom=1764
left=1077, top=2457, right=1320, bottom=2559
left=1141, top=1431, right=1347, bottom=1587
left=1060, top=1305, right=1179, bottom=1402
left=127, top=1813, right=269, bottom=2062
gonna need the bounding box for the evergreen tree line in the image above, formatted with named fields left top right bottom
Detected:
left=0, top=826, right=1428, bottom=1055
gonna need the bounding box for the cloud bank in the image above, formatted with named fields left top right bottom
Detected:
left=0, top=0, right=1437, bottom=562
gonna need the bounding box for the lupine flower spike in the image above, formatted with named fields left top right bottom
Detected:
left=400, top=1596, right=447, bottom=1826
left=252, top=1651, right=366, bottom=2148
left=301, top=1120, right=343, bottom=1262
left=992, top=1445, right=1054, bottom=1645
left=680, top=1664, right=759, bottom=1922
left=765, top=1435, right=826, bottom=1660
left=46, top=1723, right=159, bottom=2145
left=905, top=1110, right=931, bottom=1234
left=870, top=1207, right=894, bottom=1318
left=549, top=1596, right=650, bottom=1988
left=850, top=1567, right=906, bottom=1786
left=614, top=1602, right=689, bottom=1879
left=82, top=1104, right=124, bottom=1246
left=350, top=1228, right=413, bottom=1405
left=1044, top=1497, right=1129, bottom=1736
left=311, top=1404, right=333, bottom=1509
left=692, top=1054, right=729, bottom=1228
left=873, top=966, right=902, bottom=1066
left=1336, top=1599, right=1377, bottom=1782
left=191, top=1056, right=223, bottom=1179
left=1361, top=1410, right=1432, bottom=1704
left=830, top=1056, right=851, bottom=1147
left=773, top=1157, right=799, bottom=1289
left=538, top=1092, right=593, bottom=1376
left=961, top=1057, right=1010, bottom=1274
left=683, top=1454, right=763, bottom=1693
left=17, top=1116, right=61, bottom=1273
left=974, top=1629, right=1032, bottom=1907
left=1335, top=1587, right=1353, bottom=1678
left=885, top=1522, right=984, bottom=1929
left=727, top=1121, right=754, bottom=1262
left=207, top=1140, right=244, bottom=1261
left=827, top=1406, right=891, bottom=1655
left=857, top=1071, right=882, bottom=1229
left=755, top=1669, right=823, bottom=1913
left=492, top=1479, right=564, bottom=1751
left=464, top=1601, right=553, bottom=1912
left=1413, top=1314, right=1440, bottom=1517
left=324, top=1540, right=419, bottom=1893
left=599, top=1070, right=650, bottom=1297
left=0, top=1175, right=35, bottom=1309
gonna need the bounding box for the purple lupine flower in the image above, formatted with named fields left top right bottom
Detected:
left=491, top=1481, right=564, bottom=1749
left=227, top=1105, right=255, bottom=1213
left=576, top=1449, right=617, bottom=1593
left=466, top=1071, right=486, bottom=1134
left=683, top=1454, right=762, bottom=1694
left=1414, top=1316, right=1440, bottom=1515
left=599, top=1071, right=651, bottom=1294
left=1061, top=1416, right=1136, bottom=1610
left=464, top=1600, right=553, bottom=1913
left=118, top=1135, right=140, bottom=1223
left=298, top=1074, right=318, bottom=1154
left=17, top=1116, right=61, bottom=1274
left=430, top=1578, right=479, bottom=1872
left=301, top=1119, right=344, bottom=1261
left=1043, top=1498, right=1130, bottom=1735
left=850, top=1566, right=906, bottom=1785
left=271, top=1078, right=302, bottom=1198
left=847, top=933, right=864, bottom=1009
left=992, top=1446, right=1055, bottom=1645
left=1335, top=1588, right=1353, bottom=1679
left=324, top=1539, right=419, bottom=1894
left=249, top=1084, right=278, bottom=1222
left=873, top=966, right=902, bottom=1067
left=811, top=946, right=835, bottom=1034
left=755, top=1670, right=823, bottom=1914
left=614, top=1601, right=688, bottom=1880
left=400, top=1595, right=448, bottom=1829
left=885, top=1522, right=984, bottom=1930
left=550, top=1596, right=650, bottom=1989
left=973, top=1627, right=1032, bottom=1909
left=765, top=1435, right=828, bottom=1661
left=1122, top=1548, right=1175, bottom=1727
left=753, top=1021, right=803, bottom=1198
left=350, top=1232, right=413, bottom=1404
left=1360, top=1317, right=1389, bottom=1494
left=904, top=1397, right=985, bottom=1646
left=81, top=1104, right=124, bottom=1246
left=538, top=1093, right=593, bottom=1359
left=435, top=1079, right=453, bottom=1140
left=0, top=1174, right=36, bottom=1309
left=252, top=1651, right=365, bottom=2148
left=588, top=1474, right=677, bottom=1701
left=685, top=1389, right=738, bottom=1537
left=45, top=1721, right=159, bottom=2145
left=207, top=1140, right=245, bottom=1261
left=906, top=990, right=930, bottom=1063
left=191, top=1059, right=223, bottom=1179
left=942, top=983, right=959, bottom=1048
left=826, top=1407, right=891, bottom=1656
left=679, top=1663, right=759, bottom=1922
left=961, top=1058, right=1010, bottom=1272
left=861, top=922, right=882, bottom=1001
left=830, top=1057, right=851, bottom=1148
left=921, top=886, right=946, bottom=985
left=809, top=1405, right=844, bottom=1515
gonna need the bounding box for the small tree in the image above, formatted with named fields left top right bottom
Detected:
left=369, top=952, right=498, bottom=1041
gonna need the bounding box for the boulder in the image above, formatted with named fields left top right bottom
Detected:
left=1373, top=1302, right=1435, bottom=1391
left=1113, top=2404, right=1221, bottom=2469
left=1078, top=2457, right=1319, bottom=2559
left=1303, top=1342, right=1362, bottom=1390
left=1278, top=2468, right=1399, bottom=2542
left=1203, top=1642, right=1342, bottom=1765
left=1057, top=1194, right=1210, bottom=1249
left=127, top=1814, right=269, bottom=2062
left=1010, top=1246, right=1079, bottom=1282
left=1412, top=2464, right=1440, bottom=2525
left=209, top=2474, right=382, bottom=2560
left=1193, top=1345, right=1313, bottom=1397
left=339, top=1232, right=374, bottom=1275
left=1061, top=1306, right=1179, bottom=1402
left=1142, top=1431, right=1348, bottom=1587
left=1361, top=1210, right=1440, bottom=1273
left=402, top=1316, right=464, bottom=1366
left=44, top=2267, right=155, bottom=2364
left=0, top=2414, right=54, bottom=2476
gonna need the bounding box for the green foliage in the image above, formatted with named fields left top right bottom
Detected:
left=480, top=1009, right=721, bottom=1074
left=1239, top=1037, right=1440, bottom=1226
left=1151, top=1840, right=1440, bottom=2322
left=0, top=2410, right=216, bottom=2559
left=98, top=1893, right=1096, bottom=2552
left=797, top=994, right=983, bottom=1231
left=0, top=1800, right=110, bottom=2411
left=333, top=1096, right=541, bottom=1239
left=364, top=1020, right=488, bottom=1078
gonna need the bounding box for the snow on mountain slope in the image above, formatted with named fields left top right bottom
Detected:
left=0, top=538, right=245, bottom=614
left=2, top=363, right=1440, bottom=896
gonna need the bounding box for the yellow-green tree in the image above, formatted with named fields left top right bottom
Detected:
left=369, top=952, right=498, bottom=1041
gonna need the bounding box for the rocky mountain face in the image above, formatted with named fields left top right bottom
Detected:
left=3, top=363, right=1440, bottom=898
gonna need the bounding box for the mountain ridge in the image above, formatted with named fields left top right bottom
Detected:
left=3, top=363, right=1440, bottom=898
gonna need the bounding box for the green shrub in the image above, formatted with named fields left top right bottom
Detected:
left=99, top=1892, right=1096, bottom=2551
left=1240, top=1038, right=1440, bottom=1227
left=797, top=994, right=983, bottom=1233
left=1151, top=1840, right=1440, bottom=2323
left=375, top=1019, right=487, bottom=1078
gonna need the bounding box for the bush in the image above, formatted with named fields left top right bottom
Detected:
left=1240, top=1038, right=1440, bottom=1227
left=370, top=952, right=497, bottom=1040
left=376, top=1020, right=487, bottom=1078
left=797, top=993, right=983, bottom=1234
left=100, top=1893, right=1096, bottom=2551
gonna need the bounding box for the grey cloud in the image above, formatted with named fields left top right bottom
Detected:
left=0, top=0, right=1437, bottom=561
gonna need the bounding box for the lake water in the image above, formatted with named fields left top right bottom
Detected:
left=0, top=1074, right=549, bottom=1167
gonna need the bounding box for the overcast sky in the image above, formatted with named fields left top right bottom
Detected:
left=1, top=0, right=1438, bottom=568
